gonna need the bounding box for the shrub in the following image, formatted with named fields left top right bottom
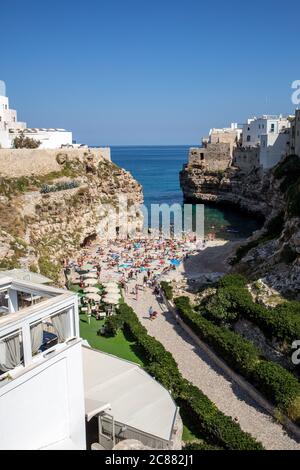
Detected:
left=117, top=303, right=262, bottom=449
left=104, top=315, right=124, bottom=337
left=38, top=256, right=61, bottom=283
left=175, top=295, right=300, bottom=422
left=175, top=297, right=260, bottom=376
left=286, top=178, right=300, bottom=218
left=213, top=275, right=300, bottom=344
left=13, top=132, right=41, bottom=149
left=274, top=155, right=300, bottom=193
left=40, top=180, right=80, bottom=194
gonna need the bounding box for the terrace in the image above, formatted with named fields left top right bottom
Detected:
left=0, top=276, right=79, bottom=385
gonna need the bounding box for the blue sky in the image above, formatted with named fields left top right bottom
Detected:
left=1, top=0, right=300, bottom=145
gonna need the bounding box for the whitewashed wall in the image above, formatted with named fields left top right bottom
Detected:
left=0, top=340, right=86, bottom=450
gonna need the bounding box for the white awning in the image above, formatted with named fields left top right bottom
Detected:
left=82, top=346, right=177, bottom=442
left=85, top=398, right=111, bottom=422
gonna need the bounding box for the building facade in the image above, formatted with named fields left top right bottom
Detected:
left=0, top=86, right=73, bottom=149
left=0, top=275, right=180, bottom=450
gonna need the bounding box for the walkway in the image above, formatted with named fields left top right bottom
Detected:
left=125, top=283, right=300, bottom=450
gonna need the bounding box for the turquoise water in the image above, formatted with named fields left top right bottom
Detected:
left=111, top=146, right=261, bottom=240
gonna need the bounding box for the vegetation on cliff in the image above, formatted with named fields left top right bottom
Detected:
left=0, top=151, right=143, bottom=283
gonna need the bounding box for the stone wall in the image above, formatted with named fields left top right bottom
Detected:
left=188, top=143, right=232, bottom=171
left=233, top=147, right=260, bottom=174
left=0, top=147, right=111, bottom=177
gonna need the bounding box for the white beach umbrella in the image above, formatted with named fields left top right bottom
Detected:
left=103, top=281, right=118, bottom=287
left=103, top=296, right=120, bottom=305
left=85, top=278, right=98, bottom=286
left=85, top=293, right=101, bottom=302
left=84, top=287, right=100, bottom=294
left=104, top=292, right=121, bottom=301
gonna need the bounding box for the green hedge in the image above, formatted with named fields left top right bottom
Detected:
left=175, top=296, right=300, bottom=424
left=117, top=303, right=263, bottom=450
left=214, top=275, right=300, bottom=344
left=160, top=281, right=174, bottom=301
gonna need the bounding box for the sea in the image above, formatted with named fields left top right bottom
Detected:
left=110, top=145, right=261, bottom=240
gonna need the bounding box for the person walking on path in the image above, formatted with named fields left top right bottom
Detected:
left=148, top=306, right=154, bottom=320
left=135, top=283, right=139, bottom=300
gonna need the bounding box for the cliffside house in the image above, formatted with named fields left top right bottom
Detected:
left=188, top=115, right=294, bottom=173
left=0, top=276, right=179, bottom=450
left=242, top=115, right=291, bottom=169
left=0, top=87, right=73, bottom=149
left=187, top=122, right=243, bottom=171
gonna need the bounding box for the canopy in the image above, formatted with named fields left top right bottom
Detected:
left=84, top=287, right=99, bottom=294
left=103, top=282, right=118, bottom=288
left=83, top=347, right=177, bottom=442
left=85, top=293, right=101, bottom=302
left=104, top=286, right=119, bottom=294
left=103, top=295, right=120, bottom=305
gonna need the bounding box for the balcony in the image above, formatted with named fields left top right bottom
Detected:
left=0, top=276, right=79, bottom=386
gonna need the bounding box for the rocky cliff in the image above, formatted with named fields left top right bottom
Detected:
left=0, top=149, right=143, bottom=282
left=180, top=155, right=300, bottom=299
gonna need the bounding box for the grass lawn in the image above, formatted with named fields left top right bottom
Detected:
left=79, top=314, right=144, bottom=366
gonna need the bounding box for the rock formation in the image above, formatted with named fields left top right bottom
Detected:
left=180, top=153, right=300, bottom=299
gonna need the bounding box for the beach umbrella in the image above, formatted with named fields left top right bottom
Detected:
left=169, top=259, right=181, bottom=267
left=84, top=287, right=100, bottom=294
left=81, top=264, right=94, bottom=271
left=103, top=282, right=118, bottom=288
left=103, top=295, right=120, bottom=305
left=85, top=278, right=98, bottom=286
left=83, top=272, right=98, bottom=279
left=104, top=284, right=120, bottom=292
left=85, top=293, right=101, bottom=302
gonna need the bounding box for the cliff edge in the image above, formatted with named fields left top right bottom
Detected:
left=180, top=152, right=300, bottom=299
left=0, top=148, right=143, bottom=282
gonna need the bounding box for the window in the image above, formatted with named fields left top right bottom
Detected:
left=0, top=291, right=8, bottom=315
left=247, top=135, right=251, bottom=142
left=200, top=153, right=205, bottom=160
left=0, top=329, right=23, bottom=376
left=270, top=123, right=275, bottom=133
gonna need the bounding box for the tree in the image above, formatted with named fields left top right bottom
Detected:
left=13, top=132, right=41, bottom=149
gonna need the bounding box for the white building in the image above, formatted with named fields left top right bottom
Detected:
left=208, top=122, right=243, bottom=146
left=242, top=115, right=291, bottom=169
left=0, top=274, right=180, bottom=450
left=0, top=85, right=73, bottom=149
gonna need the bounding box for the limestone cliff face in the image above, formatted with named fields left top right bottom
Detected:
left=0, top=149, right=143, bottom=282
left=180, top=154, right=300, bottom=299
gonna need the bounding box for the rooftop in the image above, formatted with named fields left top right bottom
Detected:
left=83, top=346, right=178, bottom=443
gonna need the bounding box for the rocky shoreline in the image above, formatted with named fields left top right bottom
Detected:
left=180, top=155, right=300, bottom=299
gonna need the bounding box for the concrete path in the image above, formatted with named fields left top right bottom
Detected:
left=125, top=283, right=300, bottom=450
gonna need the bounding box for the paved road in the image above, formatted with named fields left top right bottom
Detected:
left=125, top=283, right=300, bottom=450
